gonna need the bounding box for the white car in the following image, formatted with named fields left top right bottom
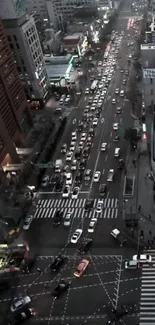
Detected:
left=64, top=212, right=72, bottom=227
left=112, top=98, right=116, bottom=104
left=101, top=143, right=107, bottom=151
left=133, top=254, right=152, bottom=264
left=72, top=187, right=80, bottom=199
left=81, top=133, right=87, bottom=142
left=71, top=229, right=83, bottom=244
left=114, top=148, right=120, bottom=157
left=71, top=132, right=77, bottom=141
left=120, top=90, right=125, bottom=97
left=62, top=185, right=70, bottom=198
left=85, top=88, right=89, bottom=94
left=91, top=106, right=96, bottom=111
left=71, top=160, right=77, bottom=171
left=93, top=171, right=101, bottom=182
left=96, top=200, right=103, bottom=213
left=23, top=215, right=33, bottom=230
left=115, top=88, right=119, bottom=94
left=93, top=118, right=99, bottom=126
left=11, top=296, right=31, bottom=313
left=88, top=218, right=98, bottom=233
left=65, top=173, right=72, bottom=185
left=66, top=151, right=73, bottom=161
left=113, top=123, right=119, bottom=130
left=107, top=169, right=114, bottom=182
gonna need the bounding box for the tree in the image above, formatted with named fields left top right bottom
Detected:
left=124, top=128, right=139, bottom=148
left=126, top=80, right=138, bottom=109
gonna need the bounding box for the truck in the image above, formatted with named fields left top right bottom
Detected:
left=110, top=228, right=127, bottom=247
left=107, top=169, right=114, bottom=182
left=55, top=159, right=63, bottom=173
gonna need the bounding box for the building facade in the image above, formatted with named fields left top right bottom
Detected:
left=141, top=43, right=155, bottom=107
left=1, top=0, right=49, bottom=104
left=0, top=19, right=32, bottom=178
left=25, top=0, right=48, bottom=20
left=42, top=29, right=61, bottom=54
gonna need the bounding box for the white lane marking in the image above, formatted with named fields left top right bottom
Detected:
left=105, top=155, right=108, bottom=161
left=101, top=118, right=104, bottom=123
left=110, top=132, right=112, bottom=137
left=73, top=118, right=76, bottom=124
left=102, top=169, right=105, bottom=175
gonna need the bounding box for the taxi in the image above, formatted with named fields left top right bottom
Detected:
left=74, top=259, right=89, bottom=278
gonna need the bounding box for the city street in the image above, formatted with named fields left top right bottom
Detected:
left=0, top=0, right=145, bottom=324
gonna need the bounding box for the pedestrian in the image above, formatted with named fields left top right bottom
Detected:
left=37, top=267, right=41, bottom=273
left=148, top=214, right=152, bottom=220
left=138, top=205, right=141, bottom=212
left=149, top=230, right=152, bottom=236
left=145, top=176, right=146, bottom=180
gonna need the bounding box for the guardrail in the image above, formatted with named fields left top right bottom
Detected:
left=123, top=176, right=135, bottom=197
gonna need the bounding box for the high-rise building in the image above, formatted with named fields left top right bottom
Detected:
left=25, top=0, right=48, bottom=21
left=1, top=0, right=49, bottom=105
left=0, top=19, right=32, bottom=176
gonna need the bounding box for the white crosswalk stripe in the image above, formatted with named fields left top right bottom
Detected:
left=140, top=249, right=155, bottom=325
left=34, top=198, right=119, bottom=219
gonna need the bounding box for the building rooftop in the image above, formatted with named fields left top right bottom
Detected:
left=46, top=64, right=69, bottom=78
left=64, top=33, right=82, bottom=40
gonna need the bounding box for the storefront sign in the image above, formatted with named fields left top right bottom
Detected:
left=143, top=69, right=155, bottom=78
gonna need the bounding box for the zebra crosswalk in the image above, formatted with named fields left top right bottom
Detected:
left=140, top=249, right=155, bottom=325
left=34, top=198, right=119, bottom=219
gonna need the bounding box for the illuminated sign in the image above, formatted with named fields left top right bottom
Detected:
left=143, top=69, right=155, bottom=78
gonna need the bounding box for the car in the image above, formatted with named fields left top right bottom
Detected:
left=125, top=70, right=129, bottom=75
left=85, top=88, right=89, bottom=94
left=88, top=218, right=98, bottom=233
left=113, top=123, right=119, bottom=130
left=93, top=118, right=99, bottom=126
left=120, top=68, right=124, bottom=73
left=75, top=172, right=82, bottom=185
left=90, top=105, right=96, bottom=111
left=114, top=148, right=120, bottom=157
left=116, top=107, right=122, bottom=114
left=93, top=171, right=101, bottom=182
left=112, top=98, right=116, bottom=104
left=89, top=128, right=95, bottom=137
left=79, top=159, right=86, bottom=171
left=63, top=212, right=72, bottom=227
left=79, top=141, right=84, bottom=149
left=10, top=296, right=31, bottom=313
left=52, top=280, right=70, bottom=299
left=115, top=88, right=119, bottom=94
left=81, top=132, right=87, bottom=142
left=72, top=187, right=80, bottom=199
left=61, top=143, right=67, bottom=153
left=78, top=121, right=83, bottom=131
left=99, top=184, right=107, bottom=196
left=41, top=175, right=49, bottom=187
left=71, top=159, right=77, bottom=171
left=107, top=169, right=114, bottom=182
left=122, top=79, right=127, bottom=85
left=74, top=259, right=89, bottom=277
left=101, top=143, right=107, bottom=151
left=70, top=143, right=75, bottom=152
left=71, top=229, right=83, bottom=244
left=62, top=185, right=70, bottom=198
left=132, top=254, right=152, bottom=264
left=66, top=151, right=73, bottom=161
left=114, top=135, right=120, bottom=142
left=84, top=169, right=91, bottom=181
left=125, top=260, right=138, bottom=269
left=50, top=255, right=66, bottom=272
left=96, top=200, right=103, bottom=213
left=53, top=209, right=63, bottom=226
left=85, top=199, right=94, bottom=211
left=71, top=132, right=77, bottom=141
left=83, top=147, right=90, bottom=158
left=23, top=215, right=33, bottom=231
left=65, top=173, right=72, bottom=185
left=78, top=238, right=92, bottom=254
left=120, top=90, right=125, bottom=97
left=118, top=159, right=124, bottom=169
left=55, top=179, right=63, bottom=192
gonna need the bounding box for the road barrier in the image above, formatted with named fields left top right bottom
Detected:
left=123, top=176, right=135, bottom=197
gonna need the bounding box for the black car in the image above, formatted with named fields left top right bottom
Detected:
left=83, top=147, right=90, bottom=158
left=78, top=239, right=92, bottom=254
left=95, top=110, right=100, bottom=118
left=50, top=255, right=66, bottom=272
left=88, top=128, right=95, bottom=137
left=75, top=148, right=82, bottom=160
left=78, top=121, right=83, bottom=131
left=75, top=172, right=83, bottom=185
left=52, top=280, right=70, bottom=299
left=55, top=180, right=63, bottom=192
left=84, top=199, right=94, bottom=211
left=118, top=159, right=124, bottom=169
left=53, top=210, right=63, bottom=226
left=9, top=309, right=35, bottom=325
left=79, top=159, right=87, bottom=171
left=99, top=184, right=107, bottom=196
left=113, top=135, right=120, bottom=142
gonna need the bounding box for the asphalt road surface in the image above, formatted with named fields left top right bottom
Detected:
left=0, top=1, right=145, bottom=324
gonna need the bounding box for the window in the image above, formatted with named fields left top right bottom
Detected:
left=151, top=89, right=154, bottom=95
left=7, top=35, right=11, bottom=42
left=13, top=35, right=17, bottom=41
left=150, top=78, right=153, bottom=84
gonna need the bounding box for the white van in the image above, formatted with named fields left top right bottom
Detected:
left=114, top=148, right=120, bottom=157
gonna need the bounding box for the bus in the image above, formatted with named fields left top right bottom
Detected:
left=90, top=80, right=98, bottom=93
